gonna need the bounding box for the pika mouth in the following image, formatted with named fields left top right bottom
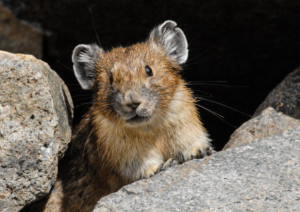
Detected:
left=126, top=115, right=150, bottom=124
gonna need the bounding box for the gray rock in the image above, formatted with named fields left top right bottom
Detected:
left=0, top=2, right=43, bottom=58
left=223, top=107, right=300, bottom=150
left=254, top=67, right=300, bottom=119
left=93, top=125, right=300, bottom=212
left=0, top=51, right=73, bottom=211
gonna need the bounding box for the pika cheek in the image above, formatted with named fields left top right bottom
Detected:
left=144, top=81, right=150, bottom=89
left=138, top=101, right=157, bottom=115
left=145, top=78, right=156, bottom=89
left=111, top=93, right=124, bottom=113
left=137, top=107, right=149, bottom=117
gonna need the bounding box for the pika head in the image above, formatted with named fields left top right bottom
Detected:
left=72, top=20, right=188, bottom=126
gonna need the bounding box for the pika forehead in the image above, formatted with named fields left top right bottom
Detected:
left=111, top=59, right=146, bottom=74
left=102, top=43, right=165, bottom=73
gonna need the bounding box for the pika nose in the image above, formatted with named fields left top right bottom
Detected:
left=126, top=102, right=141, bottom=110
left=124, top=91, right=142, bottom=111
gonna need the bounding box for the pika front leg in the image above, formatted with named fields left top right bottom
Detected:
left=158, top=158, right=179, bottom=171
left=124, top=149, right=165, bottom=179
left=147, top=146, right=213, bottom=177
left=144, top=158, right=180, bottom=177
left=144, top=163, right=162, bottom=178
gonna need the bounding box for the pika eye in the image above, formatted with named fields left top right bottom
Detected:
left=145, top=65, right=153, bottom=77
left=109, top=72, right=113, bottom=85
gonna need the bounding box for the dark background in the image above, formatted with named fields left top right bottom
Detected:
left=3, top=0, right=300, bottom=150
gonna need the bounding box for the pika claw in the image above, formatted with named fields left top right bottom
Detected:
left=160, top=158, right=179, bottom=171
left=206, top=146, right=213, bottom=156
left=196, top=149, right=205, bottom=159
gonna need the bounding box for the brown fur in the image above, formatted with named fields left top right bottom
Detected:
left=38, top=38, right=211, bottom=212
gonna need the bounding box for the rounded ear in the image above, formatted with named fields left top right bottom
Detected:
left=149, top=20, right=188, bottom=64
left=72, top=44, right=104, bottom=90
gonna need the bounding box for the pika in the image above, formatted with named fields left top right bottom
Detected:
left=41, top=20, right=212, bottom=212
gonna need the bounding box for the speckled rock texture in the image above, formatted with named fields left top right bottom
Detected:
left=0, top=51, right=73, bottom=212
left=93, top=125, right=300, bottom=212
left=223, top=107, right=300, bottom=150
left=0, top=2, right=43, bottom=58
left=254, top=67, right=300, bottom=119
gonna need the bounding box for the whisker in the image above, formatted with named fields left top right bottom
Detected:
left=154, top=84, right=178, bottom=93
left=89, top=6, right=102, bottom=47
left=72, top=94, right=93, bottom=98
left=74, top=102, right=93, bottom=109
left=72, top=95, right=93, bottom=100
left=57, top=60, right=73, bottom=71
left=195, top=103, right=237, bottom=129
left=159, top=87, right=212, bottom=98
left=195, top=103, right=224, bottom=118
left=191, top=89, right=214, bottom=98
left=187, top=82, right=248, bottom=88
left=66, top=84, right=81, bottom=86
left=195, top=96, right=251, bottom=117
left=182, top=59, right=215, bottom=67
left=149, top=72, right=171, bottom=89
left=158, top=94, right=238, bottom=128
left=188, top=80, right=228, bottom=83
left=189, top=44, right=217, bottom=59
left=159, top=90, right=251, bottom=118
left=157, top=96, right=239, bottom=129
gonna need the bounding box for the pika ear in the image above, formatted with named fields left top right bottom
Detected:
left=72, top=44, right=104, bottom=90
left=149, top=20, right=188, bottom=64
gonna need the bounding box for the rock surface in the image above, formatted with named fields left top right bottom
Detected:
left=0, top=2, right=43, bottom=58
left=93, top=125, right=300, bottom=212
left=0, top=51, right=73, bottom=211
left=254, top=67, right=300, bottom=119
left=223, top=107, right=300, bottom=150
